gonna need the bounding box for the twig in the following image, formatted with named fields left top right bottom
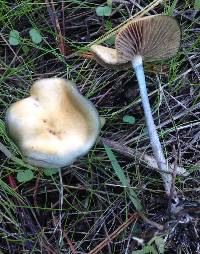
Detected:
left=63, top=229, right=78, bottom=254
left=61, top=0, right=65, bottom=40
left=50, top=0, right=66, bottom=55
left=101, top=138, right=188, bottom=176
left=168, top=145, right=179, bottom=213
left=88, top=213, right=138, bottom=254
left=139, top=213, right=163, bottom=231
left=7, top=174, right=17, bottom=189
left=45, top=0, right=70, bottom=55
left=58, top=168, right=63, bottom=247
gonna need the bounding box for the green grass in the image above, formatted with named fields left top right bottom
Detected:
left=0, top=0, right=199, bottom=253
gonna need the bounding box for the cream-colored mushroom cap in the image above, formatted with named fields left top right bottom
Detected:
left=6, top=78, right=100, bottom=168
left=115, top=14, right=181, bottom=62
left=90, top=44, right=131, bottom=69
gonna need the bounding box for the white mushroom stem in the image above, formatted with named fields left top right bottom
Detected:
left=132, top=55, right=172, bottom=196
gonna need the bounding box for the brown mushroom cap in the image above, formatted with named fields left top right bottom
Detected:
left=115, top=14, right=181, bottom=62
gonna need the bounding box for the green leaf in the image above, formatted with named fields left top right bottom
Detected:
left=107, top=0, right=112, bottom=7
left=194, top=0, right=200, bottom=9
left=22, top=45, right=30, bottom=55
left=154, top=236, right=165, bottom=254
left=29, top=28, right=42, bottom=44
left=43, top=168, right=58, bottom=176
left=96, top=6, right=112, bottom=16
left=105, top=35, right=115, bottom=45
left=9, top=30, right=20, bottom=46
left=104, top=144, right=143, bottom=211
left=123, top=115, right=136, bottom=124
left=105, top=20, right=112, bottom=30
left=17, top=169, right=34, bottom=183
left=132, top=245, right=158, bottom=254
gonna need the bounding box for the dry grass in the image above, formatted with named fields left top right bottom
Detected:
left=0, top=0, right=199, bottom=253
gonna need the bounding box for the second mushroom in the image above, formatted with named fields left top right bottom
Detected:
left=91, top=15, right=181, bottom=196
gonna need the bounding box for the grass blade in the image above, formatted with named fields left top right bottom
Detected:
left=104, top=144, right=143, bottom=211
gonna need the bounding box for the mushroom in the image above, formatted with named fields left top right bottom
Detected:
left=90, top=44, right=131, bottom=70
left=6, top=78, right=100, bottom=168
left=115, top=14, right=181, bottom=195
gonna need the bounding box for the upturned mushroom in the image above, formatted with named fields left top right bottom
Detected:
left=6, top=78, right=100, bottom=168
left=92, top=15, right=181, bottom=196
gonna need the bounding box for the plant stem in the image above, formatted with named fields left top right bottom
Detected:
left=132, top=56, right=172, bottom=196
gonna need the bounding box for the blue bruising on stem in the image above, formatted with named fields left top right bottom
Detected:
left=132, top=58, right=172, bottom=195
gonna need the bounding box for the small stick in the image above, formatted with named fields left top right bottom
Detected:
left=88, top=213, right=138, bottom=254
left=50, top=0, right=66, bottom=55
left=101, top=138, right=187, bottom=176
left=62, top=229, right=78, bottom=254
left=168, top=145, right=178, bottom=213
left=58, top=168, right=64, bottom=246
left=45, top=0, right=69, bottom=55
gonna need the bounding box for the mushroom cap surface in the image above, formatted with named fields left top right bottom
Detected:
left=115, top=14, right=181, bottom=62
left=6, top=78, right=100, bottom=168
left=90, top=44, right=131, bottom=69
